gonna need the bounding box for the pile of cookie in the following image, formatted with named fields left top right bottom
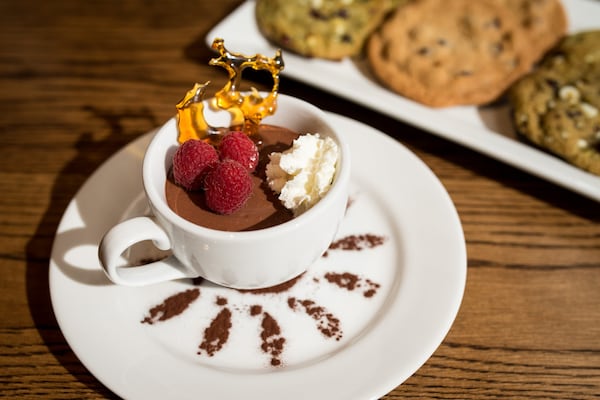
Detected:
left=256, top=0, right=568, bottom=106
left=255, top=0, right=599, bottom=175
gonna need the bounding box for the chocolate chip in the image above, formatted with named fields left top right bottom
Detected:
left=485, top=17, right=501, bottom=29
left=545, top=78, right=560, bottom=94
left=381, top=42, right=391, bottom=59
left=417, top=46, right=430, bottom=56
left=340, top=33, right=352, bottom=43
left=337, top=8, right=348, bottom=19
left=309, top=8, right=326, bottom=20
left=491, top=42, right=504, bottom=55
left=501, top=32, right=513, bottom=43
left=591, top=127, right=600, bottom=151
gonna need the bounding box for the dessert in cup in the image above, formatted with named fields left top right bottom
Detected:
left=98, top=39, right=350, bottom=289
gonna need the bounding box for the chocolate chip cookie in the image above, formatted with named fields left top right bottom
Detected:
left=366, top=0, right=531, bottom=107
left=498, top=0, right=567, bottom=66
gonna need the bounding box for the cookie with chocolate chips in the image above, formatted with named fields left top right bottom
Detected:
left=366, top=0, right=531, bottom=107
left=255, top=0, right=401, bottom=60
left=497, top=0, right=567, bottom=66
left=509, top=30, right=600, bottom=176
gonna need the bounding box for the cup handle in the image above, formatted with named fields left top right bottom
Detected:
left=98, top=216, right=193, bottom=286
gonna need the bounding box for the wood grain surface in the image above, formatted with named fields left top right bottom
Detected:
left=1, top=1, right=599, bottom=399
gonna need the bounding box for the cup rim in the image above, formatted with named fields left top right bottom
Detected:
left=142, top=94, right=350, bottom=240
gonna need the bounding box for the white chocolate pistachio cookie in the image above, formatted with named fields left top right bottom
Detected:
left=509, top=30, right=600, bottom=176
left=255, top=0, right=401, bottom=60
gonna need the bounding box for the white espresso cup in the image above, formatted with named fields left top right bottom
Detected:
left=98, top=94, right=350, bottom=289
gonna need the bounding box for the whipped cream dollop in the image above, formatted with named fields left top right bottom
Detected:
left=266, top=133, right=339, bottom=216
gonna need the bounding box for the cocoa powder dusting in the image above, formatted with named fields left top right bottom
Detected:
left=323, top=234, right=386, bottom=256
left=363, top=279, right=381, bottom=298
left=216, top=296, right=227, bottom=306
left=325, top=272, right=358, bottom=290
left=324, top=272, right=381, bottom=298
left=237, top=273, right=303, bottom=295
left=288, top=297, right=342, bottom=340
left=249, top=305, right=263, bottom=316
left=191, top=276, right=204, bottom=286
left=141, top=288, right=200, bottom=324
left=142, top=230, right=386, bottom=366
left=259, top=312, right=286, bottom=366
left=198, top=308, right=232, bottom=357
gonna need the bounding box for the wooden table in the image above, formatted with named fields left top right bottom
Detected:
left=1, top=1, right=599, bottom=398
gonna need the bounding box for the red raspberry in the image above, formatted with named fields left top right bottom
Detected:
left=219, top=131, right=259, bottom=172
left=172, top=139, right=218, bottom=191
left=204, top=159, right=253, bottom=215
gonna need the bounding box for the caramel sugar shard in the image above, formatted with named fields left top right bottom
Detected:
left=209, top=37, right=284, bottom=136
left=175, top=39, right=285, bottom=143
left=175, top=81, right=211, bottom=144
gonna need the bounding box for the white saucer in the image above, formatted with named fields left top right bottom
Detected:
left=49, top=113, right=466, bottom=400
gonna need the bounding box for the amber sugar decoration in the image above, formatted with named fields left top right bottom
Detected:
left=175, top=81, right=212, bottom=144
left=175, top=38, right=285, bottom=144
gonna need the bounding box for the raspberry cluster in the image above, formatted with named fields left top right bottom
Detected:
left=172, top=131, right=259, bottom=214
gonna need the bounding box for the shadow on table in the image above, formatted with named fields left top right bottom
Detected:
left=25, top=105, right=158, bottom=399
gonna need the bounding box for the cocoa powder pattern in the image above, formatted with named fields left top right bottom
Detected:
left=322, top=272, right=381, bottom=298
left=141, top=288, right=200, bottom=324
left=198, top=307, right=232, bottom=357
left=140, top=232, right=388, bottom=366
left=323, top=233, right=386, bottom=257
left=249, top=306, right=286, bottom=367
left=287, top=297, right=342, bottom=341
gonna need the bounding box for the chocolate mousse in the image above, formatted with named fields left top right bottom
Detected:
left=166, top=124, right=299, bottom=231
